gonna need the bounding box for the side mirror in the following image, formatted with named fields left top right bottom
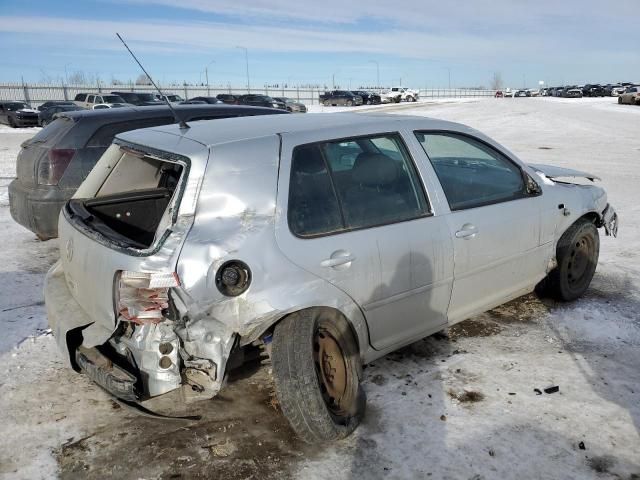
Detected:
left=525, top=173, right=542, bottom=196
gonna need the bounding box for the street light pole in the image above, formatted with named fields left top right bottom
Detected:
left=205, top=60, right=215, bottom=96
left=64, top=63, right=72, bottom=85
left=236, top=46, right=250, bottom=93
left=368, top=60, right=379, bottom=89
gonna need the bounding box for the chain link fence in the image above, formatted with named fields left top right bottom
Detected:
left=0, top=83, right=496, bottom=108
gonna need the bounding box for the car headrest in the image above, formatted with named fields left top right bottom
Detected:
left=294, top=147, right=327, bottom=175
left=352, top=152, right=398, bottom=187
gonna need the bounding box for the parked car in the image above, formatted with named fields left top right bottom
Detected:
left=0, top=101, right=39, bottom=127
left=38, top=104, right=83, bottom=127
left=553, top=87, right=566, bottom=97
left=236, top=94, right=287, bottom=110
left=180, top=100, right=207, bottom=105
left=155, top=94, right=185, bottom=103
left=37, top=101, right=76, bottom=112
left=73, top=93, right=128, bottom=109
left=351, top=91, right=381, bottom=105
left=563, top=88, right=583, bottom=98
left=514, top=90, right=530, bottom=97
left=539, top=88, right=550, bottom=96
left=382, top=87, right=419, bottom=103
left=273, top=97, right=307, bottom=113
left=495, top=90, right=504, bottom=98
left=617, top=86, right=640, bottom=105
left=187, top=96, right=223, bottom=104
left=216, top=94, right=238, bottom=104
left=319, top=90, right=363, bottom=106
left=581, top=84, right=605, bottom=97
left=44, top=113, right=617, bottom=444
left=610, top=85, right=627, bottom=97
left=9, top=105, right=289, bottom=239
left=111, top=91, right=164, bottom=106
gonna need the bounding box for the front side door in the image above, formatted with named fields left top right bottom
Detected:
left=276, top=131, right=454, bottom=351
left=415, top=131, right=548, bottom=323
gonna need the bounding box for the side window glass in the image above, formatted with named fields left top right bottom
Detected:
left=322, top=134, right=428, bottom=229
left=87, top=95, right=95, bottom=103
left=415, top=132, right=525, bottom=211
left=288, top=145, right=343, bottom=236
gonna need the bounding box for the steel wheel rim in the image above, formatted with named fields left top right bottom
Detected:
left=567, top=234, right=594, bottom=288
left=313, top=326, right=349, bottom=416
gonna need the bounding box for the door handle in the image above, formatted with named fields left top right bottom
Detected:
left=320, top=250, right=355, bottom=269
left=455, top=223, right=478, bottom=239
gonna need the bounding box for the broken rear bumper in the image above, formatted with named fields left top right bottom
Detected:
left=44, top=261, right=116, bottom=368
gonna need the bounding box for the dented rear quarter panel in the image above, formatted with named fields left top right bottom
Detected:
left=175, top=134, right=371, bottom=357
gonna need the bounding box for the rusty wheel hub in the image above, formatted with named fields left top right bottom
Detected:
left=314, top=327, right=348, bottom=416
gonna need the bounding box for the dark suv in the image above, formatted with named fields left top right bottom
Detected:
left=319, top=91, right=363, bottom=106
left=237, top=95, right=286, bottom=109
left=0, top=101, right=39, bottom=127
left=110, top=92, right=164, bottom=106
left=216, top=94, right=238, bottom=104
left=9, top=105, right=288, bottom=239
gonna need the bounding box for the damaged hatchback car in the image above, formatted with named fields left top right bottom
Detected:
left=45, top=113, right=618, bottom=443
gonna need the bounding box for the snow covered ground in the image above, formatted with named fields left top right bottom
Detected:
left=0, top=98, right=638, bottom=480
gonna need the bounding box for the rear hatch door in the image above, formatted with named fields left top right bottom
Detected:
left=58, top=129, right=209, bottom=339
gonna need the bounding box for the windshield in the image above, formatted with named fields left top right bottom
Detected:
left=6, top=102, right=28, bottom=111
left=103, top=95, right=125, bottom=103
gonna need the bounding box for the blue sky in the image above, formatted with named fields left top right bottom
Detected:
left=0, top=0, right=638, bottom=88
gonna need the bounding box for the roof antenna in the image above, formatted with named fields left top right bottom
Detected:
left=116, top=32, right=189, bottom=130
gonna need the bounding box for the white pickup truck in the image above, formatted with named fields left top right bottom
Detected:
left=381, top=87, right=419, bottom=103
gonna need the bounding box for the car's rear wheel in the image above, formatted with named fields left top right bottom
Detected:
left=8, top=117, right=16, bottom=128
left=618, top=96, right=623, bottom=104
left=271, top=308, right=365, bottom=443
left=40, top=119, right=48, bottom=127
left=346, top=100, right=353, bottom=107
left=323, top=100, right=330, bottom=107
left=545, top=218, right=599, bottom=301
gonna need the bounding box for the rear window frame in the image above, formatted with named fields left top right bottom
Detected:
left=65, top=140, right=192, bottom=256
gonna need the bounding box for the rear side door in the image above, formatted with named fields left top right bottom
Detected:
left=414, top=131, right=548, bottom=323
left=276, top=131, right=453, bottom=351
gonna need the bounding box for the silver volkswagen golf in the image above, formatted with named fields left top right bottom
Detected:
left=44, top=113, right=618, bottom=442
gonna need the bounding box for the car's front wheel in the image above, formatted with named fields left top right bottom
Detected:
left=8, top=117, right=16, bottom=128
left=545, top=218, right=600, bottom=301
left=618, top=96, right=623, bottom=104
left=271, top=308, right=366, bottom=443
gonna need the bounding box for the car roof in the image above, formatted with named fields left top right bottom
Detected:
left=124, top=112, right=466, bottom=148
left=55, top=104, right=280, bottom=124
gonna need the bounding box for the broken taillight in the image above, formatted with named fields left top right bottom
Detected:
left=116, top=271, right=180, bottom=324
left=36, top=148, right=76, bottom=185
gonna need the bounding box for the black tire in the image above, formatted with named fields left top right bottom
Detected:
left=545, top=218, right=599, bottom=301
left=8, top=117, right=16, bottom=128
left=346, top=100, right=353, bottom=107
left=40, top=119, right=48, bottom=127
left=323, top=100, right=330, bottom=107
left=271, top=308, right=366, bottom=443
left=618, top=96, right=623, bottom=104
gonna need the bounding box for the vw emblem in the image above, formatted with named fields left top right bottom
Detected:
left=66, top=238, right=74, bottom=262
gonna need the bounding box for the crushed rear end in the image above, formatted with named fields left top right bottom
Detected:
left=45, top=128, right=208, bottom=401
